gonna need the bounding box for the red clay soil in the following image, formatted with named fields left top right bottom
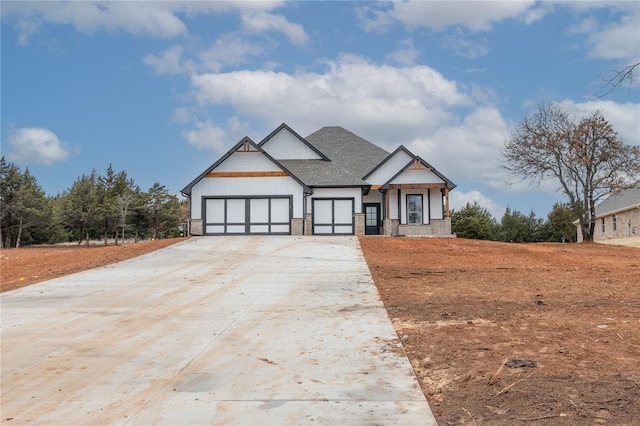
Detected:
left=1, top=238, right=185, bottom=292
left=359, top=237, right=640, bottom=425
left=2, top=236, right=638, bottom=425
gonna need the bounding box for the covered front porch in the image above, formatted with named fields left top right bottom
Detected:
left=363, top=183, right=452, bottom=237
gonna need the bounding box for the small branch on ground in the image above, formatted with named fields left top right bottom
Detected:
left=461, top=407, right=478, bottom=425
left=496, top=372, right=535, bottom=396
left=520, top=414, right=564, bottom=422
left=488, top=358, right=508, bottom=385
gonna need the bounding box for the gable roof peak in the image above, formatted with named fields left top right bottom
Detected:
left=259, top=122, right=329, bottom=161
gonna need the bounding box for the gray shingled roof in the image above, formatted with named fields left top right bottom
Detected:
left=305, top=127, right=390, bottom=179
left=279, top=160, right=367, bottom=186
left=595, top=184, right=640, bottom=216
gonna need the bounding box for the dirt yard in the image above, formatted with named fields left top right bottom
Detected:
left=2, top=237, right=638, bottom=424
left=360, top=237, right=640, bottom=425
left=0, top=238, right=184, bottom=292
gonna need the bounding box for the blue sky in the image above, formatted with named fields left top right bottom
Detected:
left=2, top=1, right=639, bottom=219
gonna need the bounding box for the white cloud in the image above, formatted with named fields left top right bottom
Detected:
left=171, top=107, right=197, bottom=124
left=6, top=127, right=70, bottom=166
left=563, top=3, right=639, bottom=63
left=371, top=0, right=537, bottom=33
left=568, top=16, right=598, bottom=35
left=3, top=1, right=300, bottom=44
left=144, top=35, right=263, bottom=75
left=441, top=29, right=489, bottom=59
left=199, top=34, right=263, bottom=72
left=14, top=19, right=41, bottom=46
left=386, top=38, right=420, bottom=65
left=181, top=120, right=227, bottom=151
left=449, top=189, right=505, bottom=219
left=556, top=100, right=640, bottom=146
left=5, top=2, right=187, bottom=39
left=180, top=116, right=253, bottom=152
left=357, top=5, right=396, bottom=33
left=143, top=45, right=193, bottom=75
left=584, top=12, right=640, bottom=61
left=191, top=54, right=473, bottom=143
left=240, top=11, right=308, bottom=46
left=408, top=106, right=510, bottom=184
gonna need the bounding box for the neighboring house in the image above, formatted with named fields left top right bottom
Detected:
left=576, top=184, right=640, bottom=242
left=182, top=123, right=456, bottom=236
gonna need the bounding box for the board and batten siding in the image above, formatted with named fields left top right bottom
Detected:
left=390, top=169, right=445, bottom=185
left=307, top=187, right=363, bottom=214
left=261, top=129, right=323, bottom=160
left=365, top=150, right=413, bottom=185
left=213, top=151, right=281, bottom=172
left=430, top=189, right=444, bottom=220
left=190, top=177, right=304, bottom=220
left=388, top=189, right=399, bottom=219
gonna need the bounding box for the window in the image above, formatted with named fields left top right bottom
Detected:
left=407, top=194, right=423, bottom=224
left=613, top=215, right=617, bottom=231
left=602, top=217, right=605, bottom=232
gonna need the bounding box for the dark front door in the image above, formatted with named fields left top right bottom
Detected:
left=364, top=203, right=380, bottom=235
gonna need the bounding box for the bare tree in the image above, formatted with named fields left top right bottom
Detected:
left=598, top=62, right=639, bottom=97
left=502, top=103, right=640, bottom=242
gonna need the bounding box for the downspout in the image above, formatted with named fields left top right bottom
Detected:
left=303, top=193, right=308, bottom=235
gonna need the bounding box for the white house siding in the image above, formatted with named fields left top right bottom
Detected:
left=191, top=177, right=304, bottom=220
left=363, top=191, right=383, bottom=204
left=390, top=169, right=445, bottom=185
left=365, top=150, right=413, bottom=185
left=214, top=152, right=281, bottom=172
left=261, top=129, right=323, bottom=160
left=307, top=188, right=363, bottom=213
left=388, top=190, right=399, bottom=220
left=430, top=189, right=444, bottom=220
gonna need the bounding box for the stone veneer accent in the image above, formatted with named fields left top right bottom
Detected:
left=354, top=213, right=365, bottom=236
left=190, top=219, right=203, bottom=236
left=290, top=218, right=304, bottom=236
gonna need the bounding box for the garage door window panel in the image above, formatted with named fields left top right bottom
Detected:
left=314, top=200, right=333, bottom=224
left=334, top=200, right=353, bottom=224
left=270, top=198, right=290, bottom=223
left=226, top=199, right=246, bottom=224
left=250, top=199, right=269, bottom=223
left=205, top=199, right=225, bottom=223
left=250, top=225, right=269, bottom=233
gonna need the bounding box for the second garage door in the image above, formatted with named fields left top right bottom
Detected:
left=204, top=196, right=291, bottom=235
left=312, top=198, right=354, bottom=235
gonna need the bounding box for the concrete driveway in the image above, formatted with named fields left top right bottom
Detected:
left=1, top=236, right=436, bottom=425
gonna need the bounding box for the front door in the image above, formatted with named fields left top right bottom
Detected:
left=364, top=203, right=380, bottom=235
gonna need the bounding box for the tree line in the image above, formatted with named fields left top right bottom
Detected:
left=452, top=201, right=578, bottom=243
left=1, top=158, right=185, bottom=248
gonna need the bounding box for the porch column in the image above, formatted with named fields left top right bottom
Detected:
left=445, top=188, right=450, bottom=217
left=385, top=190, right=390, bottom=219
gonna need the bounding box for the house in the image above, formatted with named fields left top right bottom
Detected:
left=576, top=184, right=640, bottom=242
left=181, top=123, right=456, bottom=236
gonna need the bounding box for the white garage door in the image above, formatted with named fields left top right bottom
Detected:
left=204, top=197, right=291, bottom=235
left=312, top=198, right=354, bottom=235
